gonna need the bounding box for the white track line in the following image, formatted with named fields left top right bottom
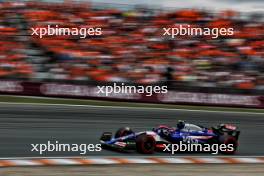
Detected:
left=0, top=101, right=263, bottom=115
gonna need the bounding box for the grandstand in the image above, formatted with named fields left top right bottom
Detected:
left=0, top=1, right=263, bottom=94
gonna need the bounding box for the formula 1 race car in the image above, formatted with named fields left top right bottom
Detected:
left=100, top=121, right=240, bottom=154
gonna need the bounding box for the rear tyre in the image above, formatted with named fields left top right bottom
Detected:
left=219, top=134, right=238, bottom=154
left=115, top=127, right=134, bottom=138
left=136, top=134, right=156, bottom=154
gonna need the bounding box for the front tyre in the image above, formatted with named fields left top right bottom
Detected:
left=136, top=134, right=156, bottom=154
left=100, top=132, right=112, bottom=142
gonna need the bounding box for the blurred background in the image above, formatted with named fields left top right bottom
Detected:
left=0, top=2, right=264, bottom=175
left=0, top=0, right=263, bottom=98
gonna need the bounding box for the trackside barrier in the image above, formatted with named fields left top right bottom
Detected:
left=0, top=81, right=263, bottom=108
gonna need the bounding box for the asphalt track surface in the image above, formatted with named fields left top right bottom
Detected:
left=2, top=165, right=264, bottom=176
left=0, top=104, right=263, bottom=157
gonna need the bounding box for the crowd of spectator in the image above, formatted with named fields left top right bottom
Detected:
left=0, top=1, right=263, bottom=92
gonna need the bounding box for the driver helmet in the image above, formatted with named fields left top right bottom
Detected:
left=177, top=120, right=185, bottom=130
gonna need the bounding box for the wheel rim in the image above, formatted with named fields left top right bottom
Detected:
left=142, top=137, right=154, bottom=151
